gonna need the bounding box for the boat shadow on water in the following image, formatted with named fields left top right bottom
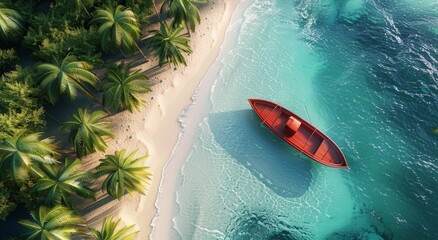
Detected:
left=208, top=109, right=312, bottom=198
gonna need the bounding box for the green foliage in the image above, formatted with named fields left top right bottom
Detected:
left=0, top=109, right=46, bottom=140
left=9, top=0, right=36, bottom=20
left=0, top=181, right=16, bottom=221
left=145, top=23, right=192, bottom=67
left=124, top=0, right=153, bottom=23
left=0, top=70, right=45, bottom=139
left=96, top=149, right=151, bottom=199
left=37, top=26, right=101, bottom=64
left=102, top=62, right=151, bottom=112
left=23, top=13, right=102, bottom=64
left=54, top=0, right=96, bottom=20
left=161, top=0, right=206, bottom=33
left=90, top=5, right=141, bottom=53
left=89, top=216, right=138, bottom=240
left=18, top=205, right=84, bottom=239
left=13, top=180, right=41, bottom=213
left=33, top=158, right=95, bottom=208
left=0, top=72, right=40, bottom=113
left=0, top=1, right=24, bottom=42
left=23, top=13, right=62, bottom=45
left=0, top=48, right=18, bottom=72
left=36, top=54, right=99, bottom=104
left=62, top=108, right=114, bottom=157
left=433, top=128, right=438, bottom=134
left=3, top=66, right=39, bottom=86
left=0, top=131, right=58, bottom=182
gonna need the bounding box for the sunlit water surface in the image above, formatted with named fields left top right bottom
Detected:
left=155, top=0, right=438, bottom=239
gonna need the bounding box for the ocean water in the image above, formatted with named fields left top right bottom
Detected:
left=154, top=0, right=438, bottom=239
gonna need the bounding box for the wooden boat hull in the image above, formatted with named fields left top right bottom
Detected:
left=248, top=98, right=348, bottom=168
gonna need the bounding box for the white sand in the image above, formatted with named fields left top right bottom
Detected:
left=81, top=0, right=243, bottom=239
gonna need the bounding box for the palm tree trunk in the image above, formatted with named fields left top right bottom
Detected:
left=153, top=1, right=160, bottom=20
left=185, top=21, right=191, bottom=37
left=79, top=84, right=112, bottom=114
left=135, top=42, right=148, bottom=62
left=120, top=49, right=127, bottom=58
left=81, top=2, right=91, bottom=17
left=103, top=107, right=111, bottom=115
left=80, top=84, right=101, bottom=105
left=45, top=111, right=61, bottom=124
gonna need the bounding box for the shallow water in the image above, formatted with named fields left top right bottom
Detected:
left=155, top=0, right=438, bottom=239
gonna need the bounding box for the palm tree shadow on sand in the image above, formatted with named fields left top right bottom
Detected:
left=208, top=109, right=312, bottom=198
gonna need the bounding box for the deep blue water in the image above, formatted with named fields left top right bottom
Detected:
left=155, top=0, right=438, bottom=239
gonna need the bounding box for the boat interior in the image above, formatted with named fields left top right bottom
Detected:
left=258, top=107, right=343, bottom=165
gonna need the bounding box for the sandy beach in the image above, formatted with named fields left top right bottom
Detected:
left=75, top=1, right=438, bottom=239
left=80, top=0, right=242, bottom=239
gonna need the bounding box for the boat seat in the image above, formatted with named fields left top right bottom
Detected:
left=285, top=116, right=301, bottom=133
left=314, top=139, right=330, bottom=158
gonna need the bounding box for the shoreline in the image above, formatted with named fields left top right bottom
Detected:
left=151, top=1, right=252, bottom=238
left=82, top=0, right=245, bottom=239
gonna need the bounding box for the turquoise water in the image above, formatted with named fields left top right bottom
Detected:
left=155, top=0, right=438, bottom=239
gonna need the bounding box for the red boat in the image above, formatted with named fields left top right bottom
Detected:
left=248, top=98, right=348, bottom=168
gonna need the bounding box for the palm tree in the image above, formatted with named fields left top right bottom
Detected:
left=145, top=23, right=192, bottom=67
left=161, top=0, right=206, bottom=35
left=19, top=205, right=83, bottom=239
left=0, top=131, right=58, bottom=181
left=36, top=54, right=99, bottom=104
left=90, top=5, right=146, bottom=60
left=102, top=62, right=151, bottom=113
left=33, top=158, right=95, bottom=208
left=0, top=2, right=24, bottom=42
left=89, top=217, right=138, bottom=240
left=96, top=149, right=151, bottom=200
left=62, top=108, right=114, bottom=157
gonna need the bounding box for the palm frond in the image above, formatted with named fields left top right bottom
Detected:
left=36, top=55, right=98, bottom=104
left=145, top=23, right=192, bottom=67
left=96, top=149, right=152, bottom=199
left=89, top=217, right=138, bottom=240
left=0, top=3, right=24, bottom=41
left=62, top=108, right=113, bottom=157
left=33, top=159, right=95, bottom=207
left=102, top=62, right=150, bottom=112
left=19, top=206, right=82, bottom=239
left=0, top=131, right=58, bottom=181
left=91, top=5, right=141, bottom=54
